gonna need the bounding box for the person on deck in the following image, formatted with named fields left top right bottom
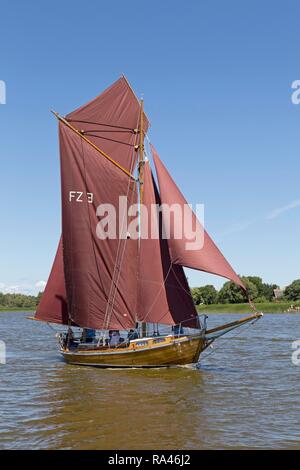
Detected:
left=127, top=329, right=139, bottom=341
left=81, top=328, right=96, bottom=343
left=173, top=324, right=184, bottom=337
left=65, top=327, right=76, bottom=347
left=109, top=330, right=120, bottom=346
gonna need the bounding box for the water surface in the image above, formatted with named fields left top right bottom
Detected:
left=0, top=312, right=299, bottom=449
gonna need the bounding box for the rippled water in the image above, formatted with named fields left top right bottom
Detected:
left=0, top=312, right=300, bottom=449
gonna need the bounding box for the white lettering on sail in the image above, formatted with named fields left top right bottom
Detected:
left=69, top=191, right=93, bottom=203
left=76, top=192, right=83, bottom=202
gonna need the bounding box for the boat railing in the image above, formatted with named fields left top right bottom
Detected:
left=59, top=316, right=207, bottom=351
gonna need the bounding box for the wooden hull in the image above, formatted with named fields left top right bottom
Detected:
left=60, top=334, right=206, bottom=368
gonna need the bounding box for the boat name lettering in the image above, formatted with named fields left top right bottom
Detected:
left=136, top=341, right=148, bottom=347
left=69, top=191, right=93, bottom=203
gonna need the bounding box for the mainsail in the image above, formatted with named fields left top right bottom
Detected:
left=36, top=77, right=149, bottom=329
left=151, top=145, right=246, bottom=292
left=137, top=162, right=198, bottom=327
left=59, top=124, right=139, bottom=330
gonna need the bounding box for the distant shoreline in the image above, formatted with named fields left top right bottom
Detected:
left=197, top=301, right=300, bottom=314
left=1, top=302, right=299, bottom=314
left=0, top=308, right=35, bottom=312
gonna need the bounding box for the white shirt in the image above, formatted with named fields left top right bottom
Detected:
left=110, top=332, right=120, bottom=346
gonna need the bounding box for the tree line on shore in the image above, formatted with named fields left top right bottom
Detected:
left=0, top=292, right=43, bottom=310
left=191, top=277, right=300, bottom=305
left=0, top=277, right=299, bottom=309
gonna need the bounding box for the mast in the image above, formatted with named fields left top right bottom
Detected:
left=138, top=98, right=147, bottom=338
left=138, top=98, right=144, bottom=204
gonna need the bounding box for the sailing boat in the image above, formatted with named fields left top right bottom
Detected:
left=32, top=76, right=262, bottom=368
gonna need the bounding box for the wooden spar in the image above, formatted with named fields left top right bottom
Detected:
left=51, top=111, right=136, bottom=180
left=205, top=312, right=263, bottom=335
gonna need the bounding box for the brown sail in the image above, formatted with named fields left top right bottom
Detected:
left=36, top=77, right=148, bottom=330
left=66, top=76, right=149, bottom=173
left=137, top=161, right=198, bottom=327
left=35, top=238, right=69, bottom=325
left=151, top=144, right=246, bottom=291
left=59, top=123, right=139, bottom=330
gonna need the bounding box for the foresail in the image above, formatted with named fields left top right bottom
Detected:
left=35, top=238, right=70, bottom=325
left=59, top=123, right=139, bottom=330
left=137, top=161, right=198, bottom=327
left=66, top=76, right=149, bottom=174
left=151, top=145, right=246, bottom=292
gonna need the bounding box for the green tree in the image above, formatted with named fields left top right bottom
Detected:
left=245, top=276, right=278, bottom=301
left=191, top=285, right=218, bottom=305
left=218, top=277, right=258, bottom=304
left=198, top=285, right=218, bottom=304
left=0, top=292, right=41, bottom=309
left=284, top=279, right=300, bottom=301
left=218, top=282, right=244, bottom=304
left=191, top=288, right=202, bottom=305
left=259, top=283, right=278, bottom=301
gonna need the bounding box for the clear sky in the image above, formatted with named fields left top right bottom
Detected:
left=0, top=0, right=299, bottom=295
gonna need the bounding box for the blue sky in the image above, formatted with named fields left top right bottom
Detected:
left=0, top=0, right=299, bottom=295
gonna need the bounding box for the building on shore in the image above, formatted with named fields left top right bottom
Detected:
left=273, top=288, right=284, bottom=300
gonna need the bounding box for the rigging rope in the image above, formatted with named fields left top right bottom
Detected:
left=102, top=177, right=134, bottom=331
left=46, top=322, right=58, bottom=333
left=102, top=113, right=140, bottom=332
left=171, top=266, right=195, bottom=299
left=200, top=317, right=260, bottom=361
left=67, top=118, right=135, bottom=132
left=139, top=264, right=173, bottom=323
left=83, top=133, right=135, bottom=148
